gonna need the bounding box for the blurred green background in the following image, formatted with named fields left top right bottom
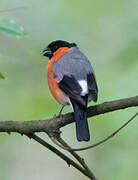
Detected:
left=0, top=0, right=138, bottom=179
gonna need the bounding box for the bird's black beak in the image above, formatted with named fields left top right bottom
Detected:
left=43, top=47, right=53, bottom=58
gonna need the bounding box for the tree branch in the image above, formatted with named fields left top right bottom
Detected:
left=0, top=96, right=138, bottom=134
left=1, top=95, right=138, bottom=180
left=26, top=134, right=96, bottom=180
left=56, top=137, right=97, bottom=179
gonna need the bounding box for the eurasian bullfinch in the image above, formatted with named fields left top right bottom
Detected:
left=43, top=40, right=98, bottom=142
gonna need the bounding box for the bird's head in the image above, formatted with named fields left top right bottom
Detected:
left=43, top=40, right=76, bottom=59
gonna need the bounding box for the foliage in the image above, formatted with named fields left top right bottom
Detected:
left=0, top=17, right=27, bottom=36
left=0, top=15, right=27, bottom=80
left=0, top=72, right=5, bottom=79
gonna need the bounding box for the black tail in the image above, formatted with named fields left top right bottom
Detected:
left=70, top=96, right=90, bottom=141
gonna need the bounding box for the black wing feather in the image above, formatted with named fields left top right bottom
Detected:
left=58, top=75, right=86, bottom=105
left=87, top=73, right=98, bottom=102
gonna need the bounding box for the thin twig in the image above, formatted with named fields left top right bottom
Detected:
left=50, top=137, right=68, bottom=150
left=57, top=137, right=97, bottom=180
left=26, top=134, right=94, bottom=179
left=71, top=112, right=138, bottom=151
left=49, top=112, right=138, bottom=152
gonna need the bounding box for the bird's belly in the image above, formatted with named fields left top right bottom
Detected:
left=47, top=63, right=69, bottom=105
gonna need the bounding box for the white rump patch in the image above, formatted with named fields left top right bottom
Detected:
left=78, top=80, right=88, bottom=96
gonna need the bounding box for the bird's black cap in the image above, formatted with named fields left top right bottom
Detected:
left=43, top=40, right=76, bottom=59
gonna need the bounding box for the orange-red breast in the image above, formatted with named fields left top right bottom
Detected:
left=43, top=40, right=98, bottom=141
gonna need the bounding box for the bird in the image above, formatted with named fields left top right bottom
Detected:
left=43, top=40, right=98, bottom=142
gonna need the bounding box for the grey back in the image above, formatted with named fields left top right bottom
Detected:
left=53, top=47, right=94, bottom=82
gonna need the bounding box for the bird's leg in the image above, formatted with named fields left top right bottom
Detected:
left=58, top=105, right=65, bottom=117
left=53, top=105, right=65, bottom=118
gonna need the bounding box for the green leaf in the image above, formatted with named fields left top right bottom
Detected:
left=0, top=17, right=27, bottom=36
left=0, top=72, right=5, bottom=80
